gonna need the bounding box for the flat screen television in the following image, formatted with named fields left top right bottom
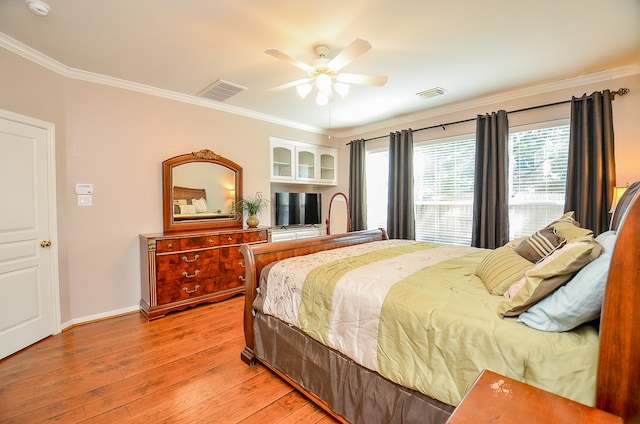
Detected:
left=275, top=192, right=322, bottom=227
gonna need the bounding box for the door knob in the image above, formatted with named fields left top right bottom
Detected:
left=40, top=240, right=52, bottom=248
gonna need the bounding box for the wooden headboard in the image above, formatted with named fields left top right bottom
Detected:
left=173, top=185, right=206, bottom=202
left=597, top=181, right=640, bottom=421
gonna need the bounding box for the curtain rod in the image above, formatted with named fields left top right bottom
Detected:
left=352, top=87, right=629, bottom=144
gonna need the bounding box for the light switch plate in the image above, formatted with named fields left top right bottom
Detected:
left=77, top=194, right=92, bottom=206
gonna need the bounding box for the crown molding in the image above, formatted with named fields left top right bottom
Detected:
left=335, top=64, right=640, bottom=140
left=2, top=32, right=637, bottom=139
left=0, top=32, right=325, bottom=135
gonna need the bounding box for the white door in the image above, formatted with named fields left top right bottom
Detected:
left=0, top=111, right=59, bottom=359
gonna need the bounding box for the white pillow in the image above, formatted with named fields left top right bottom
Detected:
left=518, top=230, right=617, bottom=332
left=192, top=197, right=208, bottom=213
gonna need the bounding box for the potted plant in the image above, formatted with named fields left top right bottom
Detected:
left=235, top=192, right=269, bottom=228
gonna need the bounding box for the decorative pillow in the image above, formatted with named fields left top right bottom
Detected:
left=192, top=197, right=208, bottom=213
left=475, top=245, right=534, bottom=295
left=514, top=227, right=566, bottom=263
left=549, top=211, right=580, bottom=227
left=518, top=231, right=617, bottom=331
left=174, top=199, right=188, bottom=206
left=179, top=204, right=196, bottom=214
left=498, top=238, right=603, bottom=317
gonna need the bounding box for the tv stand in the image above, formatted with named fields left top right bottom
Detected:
left=271, top=224, right=326, bottom=243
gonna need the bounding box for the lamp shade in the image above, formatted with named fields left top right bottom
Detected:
left=610, top=186, right=628, bottom=213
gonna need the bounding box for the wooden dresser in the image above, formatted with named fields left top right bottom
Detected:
left=139, top=227, right=270, bottom=320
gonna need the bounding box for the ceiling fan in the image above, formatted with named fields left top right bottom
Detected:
left=265, top=38, right=388, bottom=105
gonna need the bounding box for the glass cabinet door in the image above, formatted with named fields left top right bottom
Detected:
left=271, top=143, right=294, bottom=181
left=318, top=150, right=337, bottom=184
left=296, top=148, right=316, bottom=181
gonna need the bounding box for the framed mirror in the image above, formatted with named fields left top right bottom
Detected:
left=163, top=149, right=243, bottom=233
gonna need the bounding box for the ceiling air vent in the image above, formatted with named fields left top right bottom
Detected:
left=417, top=87, right=446, bottom=100
left=198, top=80, right=247, bottom=102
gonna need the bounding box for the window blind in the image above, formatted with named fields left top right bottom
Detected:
left=413, top=138, right=476, bottom=245
left=508, top=125, right=570, bottom=239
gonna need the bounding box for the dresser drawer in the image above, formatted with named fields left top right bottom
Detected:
left=156, top=236, right=218, bottom=252
left=180, top=235, right=218, bottom=250
left=218, top=232, right=243, bottom=245
left=156, top=277, right=218, bottom=305
left=156, top=238, right=181, bottom=252
left=156, top=249, right=219, bottom=279
left=244, top=229, right=269, bottom=243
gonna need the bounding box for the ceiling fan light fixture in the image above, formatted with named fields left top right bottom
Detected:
left=316, top=92, right=329, bottom=106
left=334, top=82, right=350, bottom=98
left=315, top=73, right=332, bottom=93
left=296, top=83, right=312, bottom=99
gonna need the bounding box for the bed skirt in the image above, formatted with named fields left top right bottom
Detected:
left=253, top=312, right=454, bottom=424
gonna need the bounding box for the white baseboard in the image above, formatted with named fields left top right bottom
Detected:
left=60, top=305, right=140, bottom=331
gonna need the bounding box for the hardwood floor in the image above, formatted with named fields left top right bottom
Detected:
left=0, top=295, right=338, bottom=423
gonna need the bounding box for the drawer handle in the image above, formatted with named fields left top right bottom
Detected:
left=239, top=262, right=245, bottom=268
left=227, top=236, right=233, bottom=241
left=183, top=284, right=201, bottom=294
left=181, top=253, right=200, bottom=263
left=238, top=276, right=245, bottom=282
left=182, top=270, right=200, bottom=278
left=167, top=243, right=173, bottom=248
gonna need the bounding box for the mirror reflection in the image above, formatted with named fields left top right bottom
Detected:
left=172, top=162, right=235, bottom=220
left=162, top=149, right=243, bottom=233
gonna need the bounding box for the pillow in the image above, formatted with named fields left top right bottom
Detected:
left=549, top=211, right=580, bottom=227
left=514, top=227, right=566, bottom=263
left=192, top=197, right=208, bottom=213
left=475, top=245, right=534, bottom=295
left=174, top=199, right=188, bottom=206
left=179, top=204, right=196, bottom=214
left=518, top=230, right=617, bottom=331
left=498, top=238, right=603, bottom=317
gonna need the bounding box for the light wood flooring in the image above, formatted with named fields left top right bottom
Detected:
left=0, top=295, right=338, bottom=423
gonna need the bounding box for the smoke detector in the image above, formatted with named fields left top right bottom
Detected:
left=26, top=0, right=51, bottom=16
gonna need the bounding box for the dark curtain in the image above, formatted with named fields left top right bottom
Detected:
left=472, top=110, right=509, bottom=249
left=565, top=90, right=616, bottom=235
left=387, top=129, right=415, bottom=240
left=349, top=139, right=367, bottom=231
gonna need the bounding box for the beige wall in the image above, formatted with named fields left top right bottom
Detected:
left=2, top=46, right=639, bottom=325
left=1, top=48, right=340, bottom=325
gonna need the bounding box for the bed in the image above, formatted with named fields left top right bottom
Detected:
left=172, top=185, right=230, bottom=220
left=240, top=182, right=640, bottom=423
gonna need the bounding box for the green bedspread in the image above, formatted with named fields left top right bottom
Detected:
left=259, top=240, right=599, bottom=407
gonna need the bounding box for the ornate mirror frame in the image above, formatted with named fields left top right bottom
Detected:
left=163, top=149, right=243, bottom=233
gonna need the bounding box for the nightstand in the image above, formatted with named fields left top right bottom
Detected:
left=447, top=370, right=623, bottom=424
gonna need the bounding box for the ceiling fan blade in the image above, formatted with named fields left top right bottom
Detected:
left=268, top=78, right=312, bottom=92
left=327, top=38, right=372, bottom=71
left=265, top=48, right=314, bottom=73
left=336, top=73, right=388, bottom=86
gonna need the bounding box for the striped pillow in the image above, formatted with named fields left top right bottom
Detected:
left=514, top=227, right=566, bottom=263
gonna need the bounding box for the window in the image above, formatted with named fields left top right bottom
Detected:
left=365, top=120, right=570, bottom=245
left=508, top=122, right=570, bottom=239
left=365, top=149, right=389, bottom=231
left=413, top=137, right=476, bottom=245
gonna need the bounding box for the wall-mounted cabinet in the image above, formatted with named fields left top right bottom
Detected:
left=270, top=137, right=337, bottom=185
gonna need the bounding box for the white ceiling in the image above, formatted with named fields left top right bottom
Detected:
left=1, top=0, right=639, bottom=134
